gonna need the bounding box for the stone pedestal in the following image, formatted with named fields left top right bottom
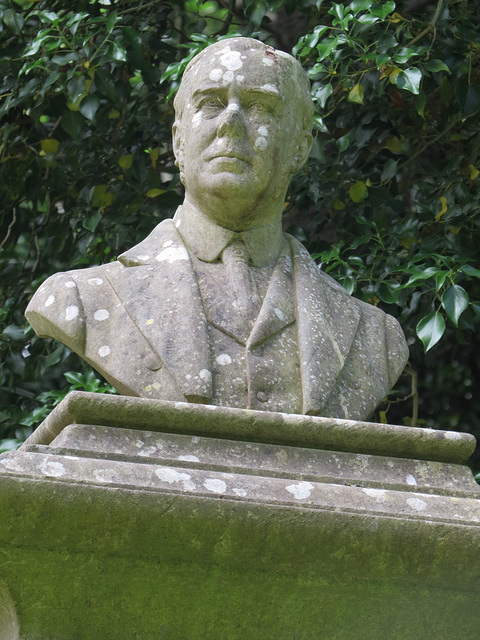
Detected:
left=1, top=392, right=479, bottom=639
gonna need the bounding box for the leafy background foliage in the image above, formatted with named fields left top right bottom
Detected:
left=1, top=0, right=479, bottom=473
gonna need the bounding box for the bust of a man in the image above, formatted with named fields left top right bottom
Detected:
left=26, top=37, right=408, bottom=420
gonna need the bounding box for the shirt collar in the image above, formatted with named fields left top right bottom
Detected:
left=172, top=202, right=284, bottom=268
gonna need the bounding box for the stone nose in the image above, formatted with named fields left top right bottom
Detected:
left=217, top=103, right=245, bottom=138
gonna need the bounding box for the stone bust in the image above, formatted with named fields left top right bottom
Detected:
left=25, top=37, right=408, bottom=421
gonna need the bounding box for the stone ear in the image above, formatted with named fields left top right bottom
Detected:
left=172, top=122, right=184, bottom=178
left=291, top=131, right=313, bottom=174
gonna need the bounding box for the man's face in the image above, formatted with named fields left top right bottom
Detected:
left=174, top=43, right=301, bottom=229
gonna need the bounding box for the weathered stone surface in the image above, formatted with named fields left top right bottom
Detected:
left=0, top=394, right=478, bottom=639
left=21, top=391, right=476, bottom=464
left=24, top=37, right=408, bottom=421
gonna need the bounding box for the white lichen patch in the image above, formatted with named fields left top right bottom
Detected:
left=362, top=488, right=387, bottom=499
left=175, top=218, right=182, bottom=228
left=65, top=281, right=76, bottom=288
left=216, top=353, right=232, bottom=366
left=93, top=468, right=117, bottom=483
left=65, top=305, right=79, bottom=321
left=209, top=68, right=223, bottom=81
left=177, top=454, right=200, bottom=463
left=45, top=295, right=55, bottom=307
left=163, top=240, right=173, bottom=247
left=199, top=368, right=212, bottom=381
left=223, top=70, right=235, bottom=83
left=445, top=431, right=462, bottom=440
left=286, top=481, right=313, bottom=500
left=258, top=125, right=269, bottom=136
left=137, top=446, right=158, bottom=457
left=39, top=460, right=66, bottom=477
left=137, top=255, right=150, bottom=262
left=255, top=137, right=268, bottom=150
left=226, top=103, right=240, bottom=112
left=98, top=345, right=111, bottom=357
left=192, top=112, right=202, bottom=128
left=406, top=497, right=428, bottom=511
left=233, top=487, right=247, bottom=497
left=406, top=474, right=417, bottom=486
left=204, top=478, right=227, bottom=494
left=87, top=278, right=103, bottom=285
left=156, top=246, right=189, bottom=263
left=263, top=57, right=274, bottom=66
left=155, top=467, right=192, bottom=485
left=261, top=83, right=279, bottom=93
left=273, top=307, right=285, bottom=321
left=220, top=50, right=243, bottom=71
left=94, top=309, right=109, bottom=322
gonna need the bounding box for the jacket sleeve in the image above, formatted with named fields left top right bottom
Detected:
left=25, top=272, right=86, bottom=355
left=385, top=313, right=409, bottom=388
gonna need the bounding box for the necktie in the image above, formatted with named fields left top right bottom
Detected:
left=222, top=237, right=261, bottom=329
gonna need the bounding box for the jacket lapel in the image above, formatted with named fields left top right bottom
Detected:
left=288, top=235, right=361, bottom=416
left=108, top=220, right=212, bottom=402
left=247, top=243, right=295, bottom=348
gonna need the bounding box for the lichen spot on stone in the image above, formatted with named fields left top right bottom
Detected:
left=175, top=218, right=182, bottom=228
left=163, top=240, right=173, bottom=248
left=406, top=474, right=417, bottom=486
left=65, top=305, right=79, bottom=321
left=192, top=112, right=202, bottom=129
left=216, top=353, right=232, bottom=366
left=45, top=295, right=55, bottom=307
left=261, top=83, right=279, bottom=94
left=98, top=345, right=111, bottom=357
left=94, top=309, right=109, bottom=322
left=445, top=431, right=462, bottom=440
left=209, top=68, right=223, bottom=81
left=146, top=318, right=154, bottom=325
left=145, top=385, right=152, bottom=392
left=362, top=488, right=387, bottom=499
left=227, top=103, right=240, bottom=112
left=156, top=246, right=189, bottom=263
left=286, top=481, right=313, bottom=500
left=220, top=50, right=243, bottom=71
left=65, top=281, right=75, bottom=288
left=178, top=454, right=200, bottom=463
left=155, top=467, right=192, bottom=484
left=274, top=307, right=285, bottom=321
left=88, top=277, right=103, bottom=285
left=258, top=125, right=269, bottom=137
left=406, top=497, right=428, bottom=511
left=237, top=75, right=245, bottom=82
left=263, top=57, right=274, bottom=67
left=137, top=255, right=150, bottom=262
left=223, top=70, right=235, bottom=83
left=204, top=478, right=227, bottom=494
left=233, top=487, right=247, bottom=497
left=40, top=460, right=66, bottom=477
left=255, top=137, right=268, bottom=150
left=199, top=368, right=212, bottom=381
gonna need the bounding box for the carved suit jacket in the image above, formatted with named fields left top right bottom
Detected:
left=25, top=219, right=408, bottom=421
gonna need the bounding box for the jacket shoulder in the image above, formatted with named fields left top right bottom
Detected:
left=25, top=264, right=118, bottom=354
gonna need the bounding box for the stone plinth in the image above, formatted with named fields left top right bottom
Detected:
left=1, top=392, right=479, bottom=639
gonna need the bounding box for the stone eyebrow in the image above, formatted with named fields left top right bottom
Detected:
left=192, top=85, right=283, bottom=106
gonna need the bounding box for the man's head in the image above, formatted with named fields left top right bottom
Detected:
left=172, top=37, right=313, bottom=230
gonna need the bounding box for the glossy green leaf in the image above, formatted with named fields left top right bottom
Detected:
left=405, top=267, right=439, bottom=285
left=416, top=312, right=446, bottom=352
left=348, top=83, right=364, bottom=104
left=441, top=285, right=469, bottom=326
left=79, top=95, right=100, bottom=120
left=396, top=67, right=422, bottom=95
left=370, top=1, right=395, bottom=19
left=424, top=59, right=450, bottom=73
left=460, top=264, right=480, bottom=279
left=350, top=0, right=372, bottom=14
left=314, top=82, right=333, bottom=108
